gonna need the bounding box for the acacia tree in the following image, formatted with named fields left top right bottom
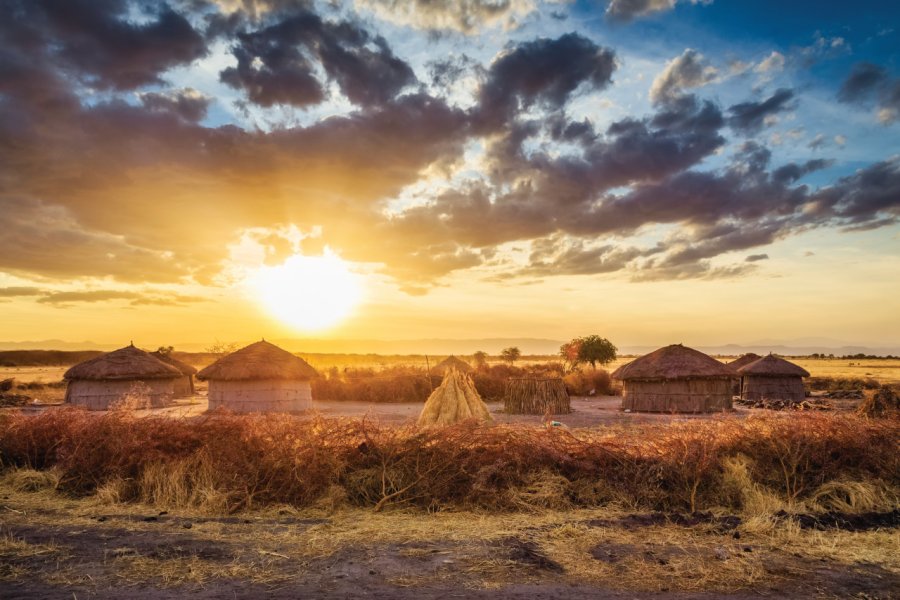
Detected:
left=559, top=340, right=581, bottom=369
left=577, top=335, right=617, bottom=368
left=473, top=350, right=488, bottom=369
left=500, top=346, right=521, bottom=365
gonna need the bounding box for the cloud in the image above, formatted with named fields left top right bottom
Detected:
left=354, top=0, right=538, bottom=34
left=139, top=88, right=211, bottom=122
left=838, top=62, right=900, bottom=125
left=727, top=88, right=795, bottom=134
left=745, top=253, right=769, bottom=262
left=220, top=10, right=416, bottom=107
left=476, top=33, right=617, bottom=130
left=605, top=0, right=712, bottom=23
left=1, top=0, right=207, bottom=90
left=754, top=51, right=785, bottom=75
left=0, top=287, right=42, bottom=297
left=649, top=49, right=718, bottom=105
left=36, top=290, right=206, bottom=307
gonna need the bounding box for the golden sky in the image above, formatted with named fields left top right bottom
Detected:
left=1, top=0, right=899, bottom=351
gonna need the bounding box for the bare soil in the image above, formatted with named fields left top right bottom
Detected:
left=1, top=489, right=896, bottom=599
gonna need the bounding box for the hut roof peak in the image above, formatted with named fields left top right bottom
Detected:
left=64, top=345, right=182, bottom=381
left=737, top=354, right=810, bottom=377
left=611, top=344, right=733, bottom=381
left=197, top=340, right=318, bottom=381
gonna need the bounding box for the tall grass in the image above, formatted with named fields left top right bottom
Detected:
left=0, top=409, right=896, bottom=514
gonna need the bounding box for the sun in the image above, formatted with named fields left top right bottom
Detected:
left=252, top=250, right=362, bottom=331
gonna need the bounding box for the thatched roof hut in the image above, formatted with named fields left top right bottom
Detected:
left=725, top=353, right=761, bottom=395
left=431, top=355, right=474, bottom=375
left=149, top=351, right=197, bottom=398
left=611, top=344, right=733, bottom=413
left=418, top=368, right=491, bottom=426
left=504, top=378, right=570, bottom=415
left=197, top=340, right=318, bottom=413
left=64, top=344, right=181, bottom=410
left=736, top=354, right=809, bottom=403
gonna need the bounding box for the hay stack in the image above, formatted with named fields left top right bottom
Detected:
left=857, top=387, right=899, bottom=418
left=63, top=344, right=181, bottom=410
left=504, top=378, right=570, bottom=415
left=418, top=368, right=492, bottom=426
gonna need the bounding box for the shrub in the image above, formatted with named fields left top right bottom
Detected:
left=0, top=410, right=896, bottom=514
left=563, top=368, right=615, bottom=396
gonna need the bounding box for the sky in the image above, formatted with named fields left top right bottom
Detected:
left=0, top=0, right=898, bottom=351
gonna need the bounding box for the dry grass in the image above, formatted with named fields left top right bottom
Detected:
left=0, top=409, right=897, bottom=515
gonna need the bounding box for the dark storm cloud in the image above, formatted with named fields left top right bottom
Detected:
left=220, top=10, right=416, bottom=107
left=838, top=62, right=900, bottom=125
left=475, top=33, right=617, bottom=129
left=140, top=88, right=211, bottom=122
left=0, top=0, right=207, bottom=90
left=727, top=88, right=796, bottom=134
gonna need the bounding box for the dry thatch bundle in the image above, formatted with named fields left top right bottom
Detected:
left=64, top=345, right=182, bottom=381
left=418, top=368, right=492, bottom=426
left=431, top=355, right=474, bottom=375
left=857, top=387, right=900, bottom=418
left=504, top=378, right=570, bottom=415
left=197, top=340, right=318, bottom=381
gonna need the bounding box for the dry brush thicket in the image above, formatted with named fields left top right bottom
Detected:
left=0, top=410, right=896, bottom=515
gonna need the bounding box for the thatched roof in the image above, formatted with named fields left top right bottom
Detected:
left=418, top=368, right=491, bottom=426
left=726, top=353, right=762, bottom=372
left=64, top=345, right=182, bottom=381
left=150, top=351, right=197, bottom=376
left=197, top=340, right=318, bottom=381
left=611, top=344, right=733, bottom=381
left=431, top=355, right=473, bottom=375
left=737, top=354, right=810, bottom=377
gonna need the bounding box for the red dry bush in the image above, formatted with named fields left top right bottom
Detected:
left=0, top=410, right=896, bottom=513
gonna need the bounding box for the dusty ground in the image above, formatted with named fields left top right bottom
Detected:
left=0, top=482, right=897, bottom=599
left=12, top=395, right=756, bottom=427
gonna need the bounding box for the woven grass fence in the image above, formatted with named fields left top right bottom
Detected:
left=503, top=377, right=571, bottom=415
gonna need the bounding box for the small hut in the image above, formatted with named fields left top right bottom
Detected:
left=64, top=344, right=181, bottom=410
left=737, top=354, right=809, bottom=403
left=197, top=340, right=318, bottom=413
left=726, top=353, right=761, bottom=396
left=418, top=368, right=492, bottom=426
left=611, top=344, right=733, bottom=413
left=431, top=355, right=474, bottom=376
left=149, top=351, right=197, bottom=398
left=503, top=378, right=570, bottom=415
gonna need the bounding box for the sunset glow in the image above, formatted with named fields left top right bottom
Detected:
left=252, top=252, right=363, bottom=331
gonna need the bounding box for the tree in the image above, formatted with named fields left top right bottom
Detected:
left=205, top=339, right=240, bottom=356
left=559, top=340, right=582, bottom=369
left=473, top=350, right=488, bottom=369
left=156, top=345, right=174, bottom=357
left=501, top=346, right=521, bottom=365
left=577, top=335, right=617, bottom=368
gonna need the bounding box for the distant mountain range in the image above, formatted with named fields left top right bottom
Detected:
left=1, top=338, right=898, bottom=356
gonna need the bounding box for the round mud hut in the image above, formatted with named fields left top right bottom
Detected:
left=418, top=368, right=492, bottom=426
left=503, top=377, right=571, bottom=415
left=611, top=344, right=733, bottom=413
left=64, top=344, right=182, bottom=410
left=431, top=355, right=474, bottom=376
left=736, top=354, right=809, bottom=403
left=197, top=340, right=318, bottom=413
left=726, top=353, right=761, bottom=395
left=149, top=351, right=197, bottom=398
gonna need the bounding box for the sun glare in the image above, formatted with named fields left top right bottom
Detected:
left=252, top=251, right=362, bottom=331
